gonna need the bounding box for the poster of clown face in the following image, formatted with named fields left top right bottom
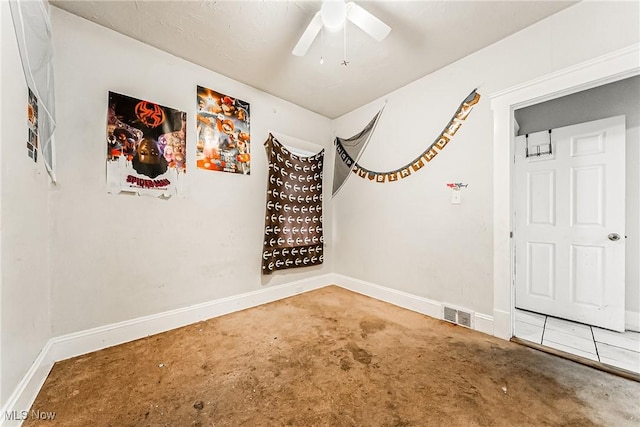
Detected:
left=196, top=86, right=250, bottom=175
left=106, top=92, right=186, bottom=197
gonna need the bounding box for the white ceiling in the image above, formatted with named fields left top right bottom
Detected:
left=49, top=0, right=578, bottom=119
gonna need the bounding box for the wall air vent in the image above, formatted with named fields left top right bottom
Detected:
left=442, top=306, right=473, bottom=328
left=443, top=306, right=457, bottom=323
left=457, top=310, right=472, bottom=328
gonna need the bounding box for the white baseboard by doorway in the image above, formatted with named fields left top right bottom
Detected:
left=626, top=310, right=640, bottom=332
left=333, top=274, right=494, bottom=335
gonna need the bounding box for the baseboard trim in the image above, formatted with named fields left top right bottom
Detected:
left=0, top=273, right=336, bottom=426
left=48, top=274, right=335, bottom=363
left=474, top=313, right=495, bottom=336
left=5, top=269, right=633, bottom=427
left=0, top=341, right=55, bottom=427
left=334, top=274, right=442, bottom=318
left=2, top=273, right=497, bottom=426
left=492, top=309, right=512, bottom=340
left=626, top=309, right=640, bottom=332
left=333, top=274, right=494, bottom=336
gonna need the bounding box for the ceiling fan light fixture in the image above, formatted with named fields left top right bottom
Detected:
left=321, top=0, right=347, bottom=32
left=292, top=0, right=390, bottom=57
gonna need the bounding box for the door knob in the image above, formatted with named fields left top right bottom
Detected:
left=608, top=233, right=621, bottom=241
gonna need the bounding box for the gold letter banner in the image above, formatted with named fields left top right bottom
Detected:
left=337, top=89, right=480, bottom=184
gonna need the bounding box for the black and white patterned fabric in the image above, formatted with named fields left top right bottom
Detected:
left=262, top=133, right=324, bottom=274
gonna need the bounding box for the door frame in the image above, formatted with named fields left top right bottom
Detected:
left=490, top=43, right=640, bottom=340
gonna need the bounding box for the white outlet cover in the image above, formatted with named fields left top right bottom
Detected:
left=451, top=191, right=461, bottom=204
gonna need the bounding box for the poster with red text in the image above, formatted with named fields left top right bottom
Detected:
left=106, top=92, right=186, bottom=197
left=196, top=86, right=250, bottom=174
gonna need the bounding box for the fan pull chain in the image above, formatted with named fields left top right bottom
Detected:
left=342, top=21, right=349, bottom=66
left=320, top=27, right=324, bottom=65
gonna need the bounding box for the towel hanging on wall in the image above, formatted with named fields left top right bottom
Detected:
left=261, top=133, right=324, bottom=274
left=332, top=106, right=384, bottom=197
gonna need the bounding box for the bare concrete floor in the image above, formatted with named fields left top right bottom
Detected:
left=26, top=286, right=640, bottom=426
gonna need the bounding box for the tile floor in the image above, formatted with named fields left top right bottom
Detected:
left=514, top=308, right=640, bottom=375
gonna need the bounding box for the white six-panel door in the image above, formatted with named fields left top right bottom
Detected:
left=515, top=116, right=626, bottom=332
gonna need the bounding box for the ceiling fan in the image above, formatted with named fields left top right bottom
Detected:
left=292, top=0, right=391, bottom=57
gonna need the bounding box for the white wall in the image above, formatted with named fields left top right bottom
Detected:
left=332, top=1, right=640, bottom=318
left=0, top=1, right=53, bottom=406
left=49, top=7, right=333, bottom=336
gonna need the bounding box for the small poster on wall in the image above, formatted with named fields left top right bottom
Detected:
left=106, top=92, right=186, bottom=197
left=27, top=88, right=38, bottom=162
left=196, top=86, right=250, bottom=174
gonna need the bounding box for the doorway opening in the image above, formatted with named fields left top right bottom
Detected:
left=512, top=80, right=639, bottom=377
left=490, top=44, right=640, bottom=380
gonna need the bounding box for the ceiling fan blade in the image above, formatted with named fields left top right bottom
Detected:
left=345, top=2, right=391, bottom=42
left=292, top=11, right=323, bottom=56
